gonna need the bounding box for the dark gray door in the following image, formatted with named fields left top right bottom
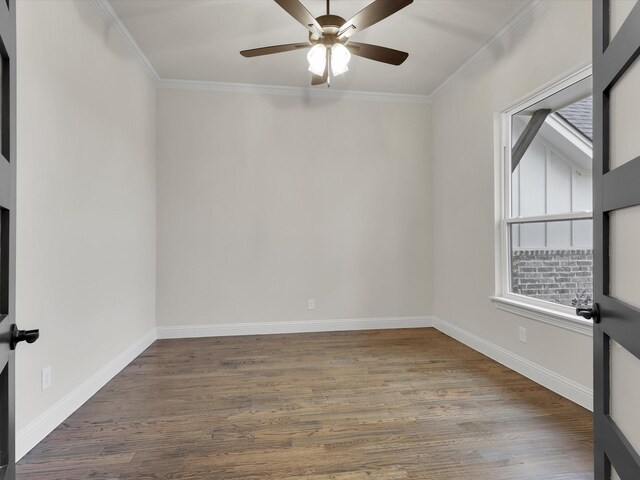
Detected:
left=0, top=1, right=38, bottom=478
left=592, top=1, right=640, bottom=479
left=0, top=0, right=17, bottom=478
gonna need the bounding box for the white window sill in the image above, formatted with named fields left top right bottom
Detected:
left=490, top=296, right=593, bottom=336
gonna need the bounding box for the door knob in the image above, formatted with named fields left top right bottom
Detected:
left=576, top=303, right=600, bottom=323
left=10, top=324, right=40, bottom=350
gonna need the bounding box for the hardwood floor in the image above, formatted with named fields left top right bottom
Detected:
left=17, top=329, right=593, bottom=479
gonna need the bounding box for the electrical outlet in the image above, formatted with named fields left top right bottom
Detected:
left=41, top=366, right=52, bottom=391
left=519, top=327, right=527, bottom=344
left=308, top=298, right=315, bottom=310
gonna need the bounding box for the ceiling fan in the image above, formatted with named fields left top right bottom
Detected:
left=240, top=0, right=413, bottom=86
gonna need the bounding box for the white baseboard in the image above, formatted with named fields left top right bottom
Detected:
left=16, top=328, right=157, bottom=461
left=432, top=317, right=593, bottom=411
left=156, top=316, right=434, bottom=339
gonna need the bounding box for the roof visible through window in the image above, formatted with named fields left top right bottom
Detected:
left=556, top=96, right=593, bottom=141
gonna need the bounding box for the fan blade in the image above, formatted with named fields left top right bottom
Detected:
left=311, top=66, right=328, bottom=85
left=347, top=42, right=408, bottom=65
left=274, top=0, right=323, bottom=34
left=338, top=0, right=413, bottom=38
left=241, top=43, right=311, bottom=58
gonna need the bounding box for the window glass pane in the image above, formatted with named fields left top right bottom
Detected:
left=510, top=220, right=593, bottom=250
left=609, top=205, right=640, bottom=309
left=510, top=220, right=593, bottom=308
left=510, top=96, right=592, bottom=221
left=547, top=220, right=572, bottom=248
left=610, top=56, right=640, bottom=170
left=512, top=125, right=546, bottom=217
left=511, top=165, right=520, bottom=217
left=572, top=167, right=592, bottom=212
left=518, top=222, right=545, bottom=248
left=572, top=219, right=593, bottom=248
left=547, top=151, right=572, bottom=214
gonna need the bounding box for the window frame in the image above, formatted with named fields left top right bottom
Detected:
left=493, top=65, right=594, bottom=335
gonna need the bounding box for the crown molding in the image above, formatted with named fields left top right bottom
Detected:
left=90, top=0, right=551, bottom=103
left=156, top=78, right=432, bottom=104
left=428, top=0, right=553, bottom=99
left=89, top=0, right=430, bottom=103
left=90, top=0, right=160, bottom=82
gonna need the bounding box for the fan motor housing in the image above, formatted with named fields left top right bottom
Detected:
left=316, top=14, right=345, bottom=29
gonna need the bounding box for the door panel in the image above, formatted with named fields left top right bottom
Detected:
left=608, top=206, right=640, bottom=309
left=612, top=468, right=619, bottom=480
left=610, top=340, right=640, bottom=454
left=609, top=57, right=640, bottom=169
left=610, top=0, right=637, bottom=41
left=0, top=364, right=8, bottom=478
left=593, top=1, right=640, bottom=479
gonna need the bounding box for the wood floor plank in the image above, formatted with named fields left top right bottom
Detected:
left=17, top=329, right=593, bottom=479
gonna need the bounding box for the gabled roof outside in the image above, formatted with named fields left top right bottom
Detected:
left=557, top=96, right=593, bottom=141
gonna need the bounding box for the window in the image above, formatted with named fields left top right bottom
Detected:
left=495, top=68, right=594, bottom=326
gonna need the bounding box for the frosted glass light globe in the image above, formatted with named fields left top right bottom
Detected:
left=307, top=44, right=327, bottom=76
left=331, top=43, right=351, bottom=76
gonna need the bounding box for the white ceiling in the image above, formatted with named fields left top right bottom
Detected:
left=108, top=0, right=532, bottom=96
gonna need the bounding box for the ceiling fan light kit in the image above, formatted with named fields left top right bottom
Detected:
left=306, top=43, right=351, bottom=77
left=240, top=0, right=413, bottom=87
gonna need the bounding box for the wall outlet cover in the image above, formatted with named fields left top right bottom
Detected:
left=519, top=327, right=527, bottom=344
left=41, top=366, right=52, bottom=391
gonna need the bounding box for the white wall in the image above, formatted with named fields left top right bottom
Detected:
left=156, top=89, right=432, bottom=327
left=15, top=0, right=156, bottom=446
left=431, top=0, right=593, bottom=391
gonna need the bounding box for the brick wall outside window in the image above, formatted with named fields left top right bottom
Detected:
left=511, top=249, right=593, bottom=308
